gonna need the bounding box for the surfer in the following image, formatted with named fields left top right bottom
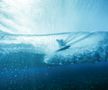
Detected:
left=56, top=32, right=93, bottom=52
left=56, top=39, right=67, bottom=47
left=56, top=39, right=71, bottom=52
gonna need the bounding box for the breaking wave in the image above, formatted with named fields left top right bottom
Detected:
left=0, top=31, right=108, bottom=67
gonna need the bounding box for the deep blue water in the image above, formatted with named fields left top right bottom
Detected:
left=0, top=62, right=108, bottom=90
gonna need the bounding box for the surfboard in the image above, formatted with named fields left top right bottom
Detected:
left=56, top=45, right=71, bottom=52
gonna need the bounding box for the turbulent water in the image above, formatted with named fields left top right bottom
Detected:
left=0, top=31, right=108, bottom=68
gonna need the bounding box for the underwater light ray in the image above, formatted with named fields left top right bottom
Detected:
left=0, top=0, right=108, bottom=34
left=0, top=21, right=17, bottom=31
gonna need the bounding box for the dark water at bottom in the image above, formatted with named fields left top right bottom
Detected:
left=0, top=62, right=108, bottom=90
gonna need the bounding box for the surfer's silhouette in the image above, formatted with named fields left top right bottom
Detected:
left=56, top=39, right=71, bottom=52
left=56, top=32, right=93, bottom=52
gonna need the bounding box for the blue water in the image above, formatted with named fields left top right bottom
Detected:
left=0, top=31, right=108, bottom=90
left=0, top=63, right=108, bottom=90
left=0, top=0, right=108, bottom=89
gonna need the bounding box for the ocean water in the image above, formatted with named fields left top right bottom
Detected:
left=0, top=31, right=108, bottom=90
left=0, top=0, right=108, bottom=89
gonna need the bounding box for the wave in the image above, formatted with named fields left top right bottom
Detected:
left=0, top=31, right=108, bottom=67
